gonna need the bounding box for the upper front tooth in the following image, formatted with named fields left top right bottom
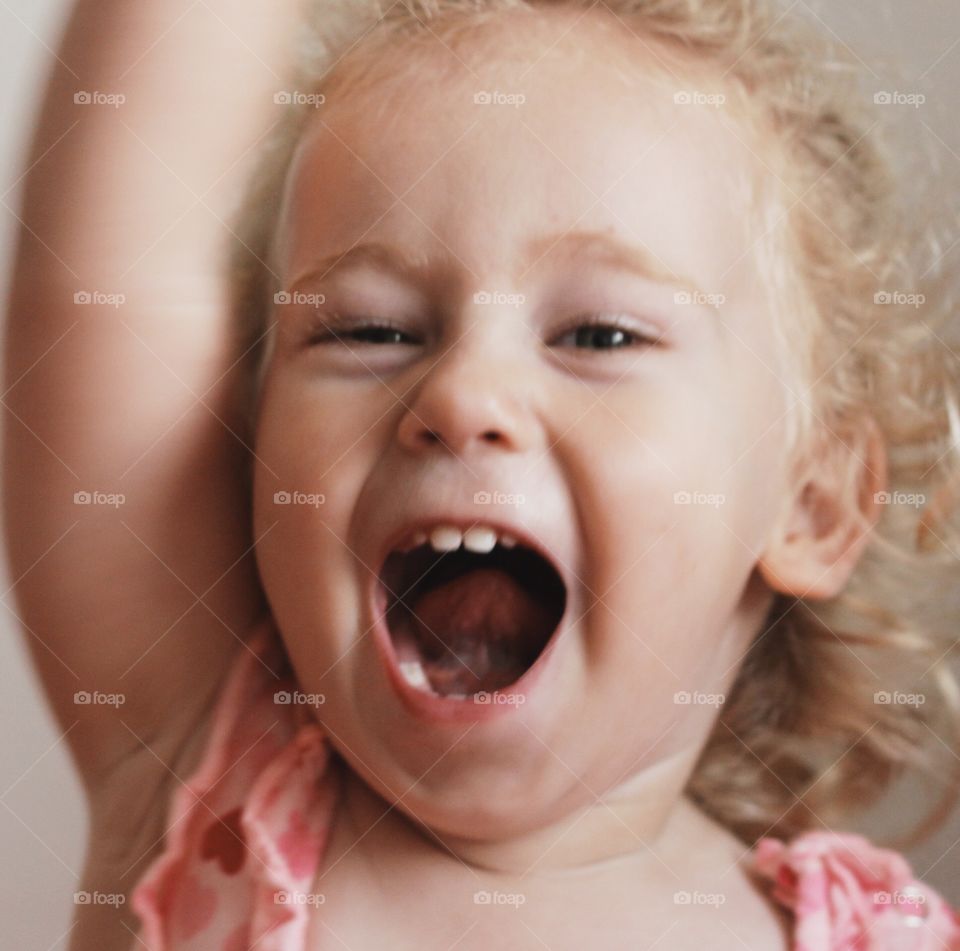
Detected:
left=463, top=526, right=497, bottom=553
left=428, top=525, right=463, bottom=551
left=425, top=524, right=515, bottom=553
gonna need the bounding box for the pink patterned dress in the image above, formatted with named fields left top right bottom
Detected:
left=130, top=616, right=960, bottom=950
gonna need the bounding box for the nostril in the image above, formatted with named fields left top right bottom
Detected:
left=414, top=428, right=502, bottom=448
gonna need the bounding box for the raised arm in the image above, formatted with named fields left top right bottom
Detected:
left=2, top=0, right=300, bottom=806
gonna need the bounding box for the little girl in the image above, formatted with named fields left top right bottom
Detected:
left=5, top=0, right=960, bottom=948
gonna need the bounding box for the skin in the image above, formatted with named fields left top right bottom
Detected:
left=2, top=2, right=302, bottom=947
left=2, top=1, right=887, bottom=947
left=252, top=8, right=884, bottom=946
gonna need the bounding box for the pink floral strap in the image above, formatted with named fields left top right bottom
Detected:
left=752, top=829, right=960, bottom=950
left=130, top=616, right=337, bottom=950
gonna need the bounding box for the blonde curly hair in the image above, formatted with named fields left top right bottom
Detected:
left=226, top=0, right=960, bottom=851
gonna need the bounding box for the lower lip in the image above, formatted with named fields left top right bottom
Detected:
left=369, top=575, right=568, bottom=725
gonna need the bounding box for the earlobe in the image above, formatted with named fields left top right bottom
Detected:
left=756, top=416, right=888, bottom=602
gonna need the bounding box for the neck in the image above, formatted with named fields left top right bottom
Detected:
left=328, top=746, right=736, bottom=886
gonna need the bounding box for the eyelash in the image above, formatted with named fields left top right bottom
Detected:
left=555, top=312, right=663, bottom=350
left=301, top=311, right=663, bottom=351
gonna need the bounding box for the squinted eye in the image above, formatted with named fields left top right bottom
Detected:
left=300, top=313, right=417, bottom=346
left=551, top=313, right=663, bottom=351
left=298, top=310, right=663, bottom=352
left=332, top=324, right=415, bottom=346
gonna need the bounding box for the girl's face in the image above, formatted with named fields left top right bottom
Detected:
left=254, top=19, right=795, bottom=845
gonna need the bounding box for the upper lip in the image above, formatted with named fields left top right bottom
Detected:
left=370, top=507, right=575, bottom=596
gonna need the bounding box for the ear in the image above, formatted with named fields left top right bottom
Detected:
left=756, top=415, right=887, bottom=601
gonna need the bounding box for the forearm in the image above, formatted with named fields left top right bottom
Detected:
left=13, top=0, right=303, bottom=303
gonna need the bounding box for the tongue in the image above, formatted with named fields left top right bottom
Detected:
left=408, top=567, right=554, bottom=696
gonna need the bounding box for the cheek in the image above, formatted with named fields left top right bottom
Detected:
left=570, top=378, right=764, bottom=612
left=252, top=373, right=402, bottom=590
left=562, top=392, right=721, bottom=620
left=572, top=374, right=736, bottom=490
left=254, top=371, right=368, bottom=489
left=252, top=387, right=342, bottom=581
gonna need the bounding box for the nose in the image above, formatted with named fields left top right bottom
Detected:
left=396, top=323, right=536, bottom=459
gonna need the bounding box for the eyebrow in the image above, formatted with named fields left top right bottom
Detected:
left=523, top=230, right=705, bottom=298
left=289, top=243, right=434, bottom=289
left=289, top=229, right=705, bottom=298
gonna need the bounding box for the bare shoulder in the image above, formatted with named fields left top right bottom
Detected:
left=656, top=802, right=792, bottom=950
left=723, top=870, right=793, bottom=950
left=705, top=823, right=793, bottom=951
left=640, top=860, right=792, bottom=951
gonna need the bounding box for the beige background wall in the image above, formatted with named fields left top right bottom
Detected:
left=1, top=1, right=958, bottom=946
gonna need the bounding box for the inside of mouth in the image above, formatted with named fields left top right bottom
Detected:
left=380, top=542, right=567, bottom=698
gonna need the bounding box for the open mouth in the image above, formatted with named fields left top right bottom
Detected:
left=378, top=539, right=567, bottom=699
